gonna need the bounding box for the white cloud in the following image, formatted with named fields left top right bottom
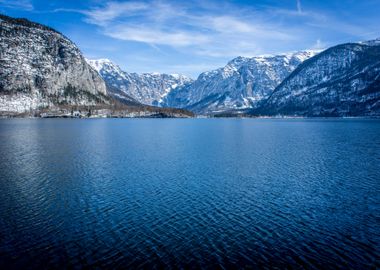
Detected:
left=209, top=16, right=254, bottom=33
left=107, top=26, right=210, bottom=47
left=0, top=0, right=33, bottom=10
left=58, top=0, right=378, bottom=61
left=75, top=1, right=300, bottom=57
left=82, top=1, right=149, bottom=26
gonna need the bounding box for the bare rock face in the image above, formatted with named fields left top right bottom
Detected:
left=255, top=42, right=380, bottom=116
left=0, top=14, right=108, bottom=113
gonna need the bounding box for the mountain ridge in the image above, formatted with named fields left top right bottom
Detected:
left=0, top=14, right=193, bottom=118
left=0, top=13, right=109, bottom=114
left=162, top=50, right=320, bottom=113
left=1, top=13, right=379, bottom=117
left=251, top=42, right=380, bottom=116
left=86, top=58, right=193, bottom=106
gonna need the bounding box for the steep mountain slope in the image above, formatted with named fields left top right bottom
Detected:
left=0, top=14, right=108, bottom=113
left=253, top=41, right=380, bottom=116
left=163, top=51, right=318, bottom=113
left=86, top=59, right=193, bottom=106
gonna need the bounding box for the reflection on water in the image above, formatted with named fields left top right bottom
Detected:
left=0, top=119, right=379, bottom=269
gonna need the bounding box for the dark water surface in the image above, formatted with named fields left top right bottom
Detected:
left=0, top=119, right=379, bottom=269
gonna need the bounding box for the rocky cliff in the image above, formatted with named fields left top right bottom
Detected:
left=0, top=14, right=108, bottom=114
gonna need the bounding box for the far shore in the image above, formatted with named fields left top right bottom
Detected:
left=1, top=114, right=379, bottom=120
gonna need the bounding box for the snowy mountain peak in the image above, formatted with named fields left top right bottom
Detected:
left=290, top=50, right=321, bottom=62
left=224, top=50, right=320, bottom=70
left=86, top=58, right=193, bottom=106
left=145, top=72, right=161, bottom=76
left=226, top=56, right=250, bottom=67
left=86, top=58, right=121, bottom=73
left=164, top=50, right=320, bottom=113
left=360, top=38, right=380, bottom=46
left=255, top=41, right=380, bottom=116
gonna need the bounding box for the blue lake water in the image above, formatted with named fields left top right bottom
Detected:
left=0, top=118, right=379, bottom=269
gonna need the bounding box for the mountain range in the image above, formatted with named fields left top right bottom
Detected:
left=0, top=14, right=192, bottom=117
left=1, top=14, right=379, bottom=117
left=252, top=41, right=380, bottom=116
left=90, top=41, right=380, bottom=116
left=87, top=51, right=319, bottom=114
left=162, top=51, right=319, bottom=113
left=86, top=59, right=193, bottom=106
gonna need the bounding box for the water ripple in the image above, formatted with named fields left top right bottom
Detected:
left=0, top=119, right=379, bottom=269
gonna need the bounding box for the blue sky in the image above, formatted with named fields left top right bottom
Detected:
left=1, top=0, right=379, bottom=78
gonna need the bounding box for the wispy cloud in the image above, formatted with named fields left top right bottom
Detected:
left=66, top=1, right=304, bottom=57
left=51, top=0, right=380, bottom=76
left=107, top=26, right=210, bottom=47
left=0, top=0, right=33, bottom=11
left=82, top=1, right=148, bottom=26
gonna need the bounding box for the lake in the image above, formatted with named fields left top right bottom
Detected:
left=0, top=118, right=379, bottom=269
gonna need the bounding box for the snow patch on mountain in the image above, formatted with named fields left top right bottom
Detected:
left=255, top=42, right=380, bottom=116
left=0, top=14, right=108, bottom=113
left=86, top=59, right=193, bottom=106
left=164, top=50, right=320, bottom=113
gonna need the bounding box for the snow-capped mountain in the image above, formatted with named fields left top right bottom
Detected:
left=86, top=59, right=193, bottom=106
left=253, top=41, right=380, bottom=116
left=163, top=51, right=319, bottom=113
left=360, top=37, right=380, bottom=46
left=0, top=14, right=108, bottom=113
left=2, top=13, right=378, bottom=117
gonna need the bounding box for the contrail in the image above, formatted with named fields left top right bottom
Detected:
left=296, top=0, right=302, bottom=13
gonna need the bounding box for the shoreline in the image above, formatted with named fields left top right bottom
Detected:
left=1, top=115, right=379, bottom=120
